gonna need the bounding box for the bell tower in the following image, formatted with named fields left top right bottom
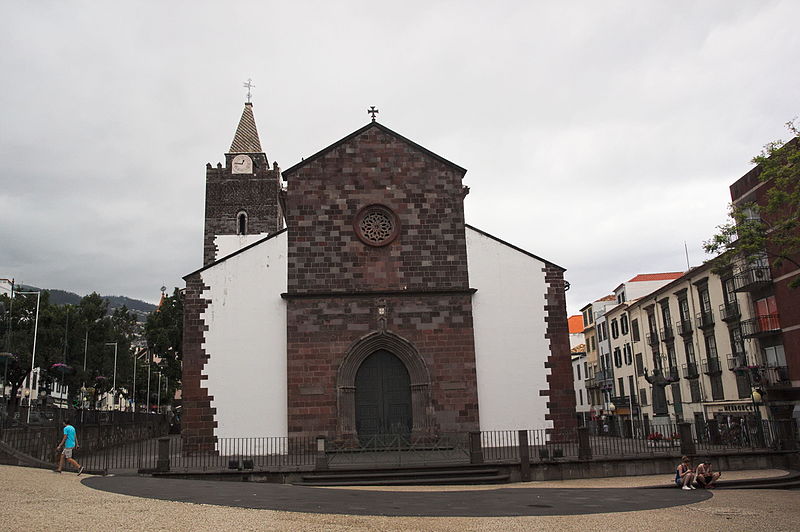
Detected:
left=203, top=102, right=282, bottom=265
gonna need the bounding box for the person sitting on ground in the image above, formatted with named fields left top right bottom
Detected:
left=55, top=419, right=84, bottom=475
left=695, top=460, right=721, bottom=488
left=675, top=455, right=696, bottom=490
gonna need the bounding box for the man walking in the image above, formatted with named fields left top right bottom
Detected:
left=55, top=419, right=84, bottom=475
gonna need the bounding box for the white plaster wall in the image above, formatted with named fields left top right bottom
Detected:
left=215, top=233, right=271, bottom=261
left=466, top=227, right=552, bottom=431
left=569, top=331, right=585, bottom=349
left=572, top=355, right=590, bottom=413
left=201, top=232, right=288, bottom=439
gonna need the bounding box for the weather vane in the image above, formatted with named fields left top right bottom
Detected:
left=244, top=78, right=255, bottom=103
left=367, top=106, right=379, bottom=122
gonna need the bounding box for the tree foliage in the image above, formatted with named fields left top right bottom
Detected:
left=0, top=288, right=141, bottom=411
left=144, top=288, right=183, bottom=404
left=704, top=119, right=800, bottom=286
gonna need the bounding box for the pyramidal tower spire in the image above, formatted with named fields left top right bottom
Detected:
left=229, top=102, right=264, bottom=155
left=202, top=101, right=283, bottom=266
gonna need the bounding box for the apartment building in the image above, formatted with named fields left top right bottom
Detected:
left=581, top=273, right=683, bottom=431
left=728, top=154, right=798, bottom=421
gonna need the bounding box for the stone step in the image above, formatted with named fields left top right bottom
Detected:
left=302, top=467, right=501, bottom=481
left=297, top=472, right=511, bottom=486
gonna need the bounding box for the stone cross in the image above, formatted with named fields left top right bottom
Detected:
left=367, top=106, right=379, bottom=121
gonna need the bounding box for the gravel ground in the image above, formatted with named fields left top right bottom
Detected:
left=1, top=465, right=797, bottom=531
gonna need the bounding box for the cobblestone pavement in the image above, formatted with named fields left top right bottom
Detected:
left=1, top=465, right=798, bottom=531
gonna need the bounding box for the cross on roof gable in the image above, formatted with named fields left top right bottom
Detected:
left=281, top=121, right=467, bottom=177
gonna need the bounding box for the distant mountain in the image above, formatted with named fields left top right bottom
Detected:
left=19, top=286, right=156, bottom=321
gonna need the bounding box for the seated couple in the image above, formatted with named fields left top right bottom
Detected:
left=676, top=456, right=721, bottom=490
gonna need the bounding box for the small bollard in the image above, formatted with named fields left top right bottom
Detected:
left=577, top=426, right=592, bottom=460
left=315, top=436, right=329, bottom=471
left=469, top=431, right=484, bottom=465
left=518, top=430, right=531, bottom=481
left=156, top=437, right=170, bottom=472
left=678, top=422, right=695, bottom=457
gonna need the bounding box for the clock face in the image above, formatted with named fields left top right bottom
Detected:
left=231, top=154, right=253, bottom=174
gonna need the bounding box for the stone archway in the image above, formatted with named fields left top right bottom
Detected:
left=337, top=331, right=432, bottom=438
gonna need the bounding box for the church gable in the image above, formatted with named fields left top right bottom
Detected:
left=283, top=123, right=471, bottom=295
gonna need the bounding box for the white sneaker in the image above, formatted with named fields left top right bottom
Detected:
left=682, top=486, right=692, bottom=490
left=690, top=485, right=696, bottom=490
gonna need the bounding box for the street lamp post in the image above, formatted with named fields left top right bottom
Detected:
left=16, top=291, right=41, bottom=424
left=105, top=342, right=118, bottom=410
left=1, top=277, right=14, bottom=402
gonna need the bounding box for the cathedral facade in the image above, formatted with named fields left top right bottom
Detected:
left=182, top=104, right=575, bottom=451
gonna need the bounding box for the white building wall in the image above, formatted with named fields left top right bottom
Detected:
left=466, top=227, right=552, bottom=431
left=200, top=232, right=288, bottom=439
left=215, top=233, right=271, bottom=261
left=572, top=354, right=590, bottom=414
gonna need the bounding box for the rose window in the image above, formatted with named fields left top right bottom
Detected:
left=354, top=205, right=399, bottom=246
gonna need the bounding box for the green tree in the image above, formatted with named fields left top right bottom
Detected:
left=144, top=288, right=183, bottom=408
left=704, top=119, right=800, bottom=286
left=0, top=289, right=142, bottom=413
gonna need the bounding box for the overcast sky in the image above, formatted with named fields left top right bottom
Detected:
left=1, top=1, right=797, bottom=315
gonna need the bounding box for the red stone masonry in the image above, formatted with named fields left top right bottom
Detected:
left=180, top=273, right=217, bottom=453
left=542, top=264, right=578, bottom=434
left=285, top=293, right=479, bottom=438
left=283, top=123, right=479, bottom=439
left=203, top=158, right=281, bottom=266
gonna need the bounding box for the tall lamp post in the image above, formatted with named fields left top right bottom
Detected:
left=1, top=277, right=14, bottom=402
left=104, top=342, right=118, bottom=411
left=16, top=291, right=41, bottom=424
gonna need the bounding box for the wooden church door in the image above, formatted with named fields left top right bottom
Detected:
left=354, top=350, right=412, bottom=444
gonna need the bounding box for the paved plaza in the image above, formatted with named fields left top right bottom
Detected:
left=1, top=465, right=798, bottom=531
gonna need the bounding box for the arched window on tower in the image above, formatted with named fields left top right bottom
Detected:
left=237, top=211, right=248, bottom=235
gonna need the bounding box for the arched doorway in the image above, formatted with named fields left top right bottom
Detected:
left=355, top=350, right=412, bottom=443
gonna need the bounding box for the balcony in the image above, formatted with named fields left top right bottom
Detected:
left=695, top=310, right=715, bottom=330
left=610, top=395, right=638, bottom=407
left=741, top=314, right=781, bottom=338
left=733, top=266, right=772, bottom=292
left=676, top=319, right=693, bottom=337
left=762, top=366, right=791, bottom=387
left=726, top=354, right=748, bottom=371
left=597, top=369, right=614, bottom=383
left=682, top=362, right=700, bottom=379
left=719, top=301, right=741, bottom=323
left=660, top=325, right=675, bottom=342
left=585, top=376, right=598, bottom=389
left=665, top=365, right=680, bottom=382
left=646, top=332, right=659, bottom=346
left=702, top=357, right=722, bottom=375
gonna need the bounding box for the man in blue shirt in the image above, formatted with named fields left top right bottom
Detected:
left=55, top=419, right=84, bottom=475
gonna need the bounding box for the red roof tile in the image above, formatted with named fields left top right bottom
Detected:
left=568, top=315, right=584, bottom=334
left=627, top=272, right=684, bottom=283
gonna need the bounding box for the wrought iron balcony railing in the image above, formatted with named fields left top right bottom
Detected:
left=696, top=310, right=715, bottom=330
left=702, top=357, right=722, bottom=375
left=646, top=332, right=659, bottom=346
left=762, top=366, right=791, bottom=387
left=665, top=365, right=680, bottom=382
left=682, top=362, right=699, bottom=379
left=741, top=314, right=781, bottom=338
left=660, top=326, right=674, bottom=342
left=727, top=354, right=748, bottom=371
left=733, top=266, right=772, bottom=292
left=719, top=301, right=741, bottom=322
left=610, top=395, right=638, bottom=407
left=676, top=319, right=693, bottom=337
